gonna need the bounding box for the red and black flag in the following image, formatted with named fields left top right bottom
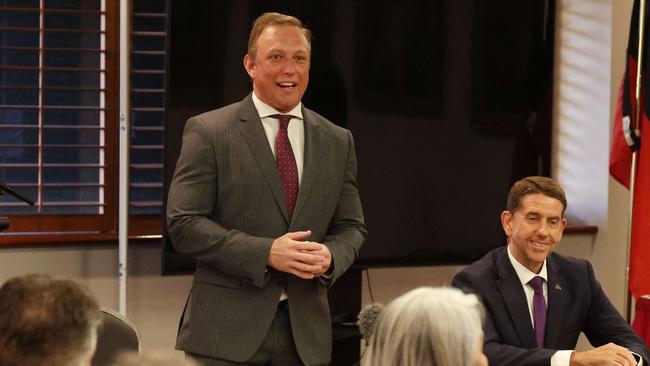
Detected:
left=610, top=0, right=650, bottom=300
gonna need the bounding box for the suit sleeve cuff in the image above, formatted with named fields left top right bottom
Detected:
left=319, top=265, right=334, bottom=285
left=551, top=350, right=573, bottom=366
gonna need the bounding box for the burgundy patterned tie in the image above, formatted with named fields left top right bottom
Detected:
left=271, top=114, right=299, bottom=218
left=529, top=276, right=547, bottom=348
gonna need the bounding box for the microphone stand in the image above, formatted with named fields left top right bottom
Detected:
left=0, top=180, right=36, bottom=232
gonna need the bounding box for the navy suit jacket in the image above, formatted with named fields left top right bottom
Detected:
left=452, top=246, right=649, bottom=366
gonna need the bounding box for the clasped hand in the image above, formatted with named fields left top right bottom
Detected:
left=571, top=343, right=638, bottom=366
left=268, top=230, right=332, bottom=279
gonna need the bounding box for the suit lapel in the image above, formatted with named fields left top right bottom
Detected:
left=495, top=249, right=538, bottom=348
left=545, top=255, right=568, bottom=348
left=237, top=95, right=290, bottom=223
left=290, top=109, right=319, bottom=226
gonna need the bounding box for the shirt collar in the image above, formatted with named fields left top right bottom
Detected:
left=251, top=92, right=303, bottom=120
left=507, top=244, right=548, bottom=286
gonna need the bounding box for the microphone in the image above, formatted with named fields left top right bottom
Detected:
left=0, top=180, right=35, bottom=206
left=357, top=302, right=384, bottom=344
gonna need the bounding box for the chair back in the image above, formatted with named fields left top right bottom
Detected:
left=92, top=307, right=141, bottom=366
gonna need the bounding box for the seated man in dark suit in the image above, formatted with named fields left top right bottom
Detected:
left=453, top=176, right=649, bottom=366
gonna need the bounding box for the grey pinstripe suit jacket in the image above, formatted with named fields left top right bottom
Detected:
left=166, top=94, right=367, bottom=365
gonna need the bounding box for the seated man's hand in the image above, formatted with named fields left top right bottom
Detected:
left=268, top=230, right=324, bottom=279
left=570, top=343, right=637, bottom=366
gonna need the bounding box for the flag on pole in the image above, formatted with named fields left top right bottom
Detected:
left=632, top=297, right=650, bottom=345
left=609, top=0, right=650, bottom=299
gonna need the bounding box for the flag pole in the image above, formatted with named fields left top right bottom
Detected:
left=624, top=0, right=646, bottom=322
left=625, top=153, right=639, bottom=322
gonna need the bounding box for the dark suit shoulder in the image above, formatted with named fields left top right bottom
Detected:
left=452, top=246, right=503, bottom=294
left=546, top=251, right=592, bottom=280
left=302, top=106, right=350, bottom=137
left=547, top=251, right=589, bottom=268
left=189, top=101, right=243, bottom=130
left=455, top=247, right=502, bottom=278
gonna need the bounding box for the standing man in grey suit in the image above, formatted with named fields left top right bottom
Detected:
left=452, top=176, right=649, bottom=366
left=167, top=12, right=367, bottom=366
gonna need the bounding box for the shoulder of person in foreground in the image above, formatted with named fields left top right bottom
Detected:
left=110, top=350, right=200, bottom=366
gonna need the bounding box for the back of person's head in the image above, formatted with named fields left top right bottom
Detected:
left=111, top=350, right=200, bottom=366
left=507, top=176, right=567, bottom=215
left=0, top=273, right=102, bottom=366
left=362, top=287, right=486, bottom=366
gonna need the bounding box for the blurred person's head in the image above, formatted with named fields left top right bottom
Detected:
left=0, top=274, right=102, bottom=366
left=111, top=350, right=200, bottom=366
left=363, top=287, right=487, bottom=366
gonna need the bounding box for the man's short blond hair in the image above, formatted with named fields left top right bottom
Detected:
left=247, top=12, right=311, bottom=59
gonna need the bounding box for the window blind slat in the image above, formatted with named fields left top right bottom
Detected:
left=0, top=182, right=106, bottom=187
left=128, top=1, right=166, bottom=214
left=131, top=69, right=164, bottom=74
left=132, top=12, right=165, bottom=17
left=0, top=46, right=105, bottom=53
left=0, top=26, right=105, bottom=34
left=132, top=50, right=165, bottom=55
